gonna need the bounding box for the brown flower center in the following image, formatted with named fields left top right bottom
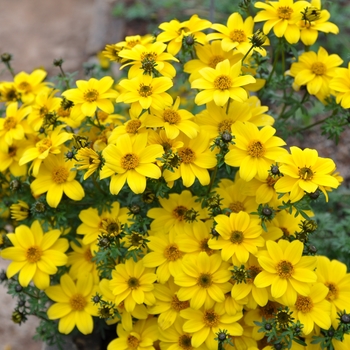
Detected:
left=126, top=120, right=142, bottom=133
left=37, top=138, right=52, bottom=153
left=295, top=295, right=314, bottom=313
left=127, top=277, right=140, bottom=290
left=197, top=273, right=213, bottom=288
left=163, top=109, right=181, bottom=124
left=247, top=140, right=265, bottom=157
left=208, top=55, right=225, bottom=68
left=97, top=111, right=109, bottom=121
left=247, top=265, right=262, bottom=283
left=230, top=29, right=247, bottom=43
left=138, top=83, right=153, bottom=97
left=172, top=205, right=188, bottom=221
left=121, top=153, right=139, bottom=170
left=277, top=6, right=293, bottom=20
left=325, top=282, right=339, bottom=301
left=200, top=238, right=215, bottom=255
left=8, top=146, right=17, bottom=157
left=52, top=166, right=69, bottom=184
left=276, top=260, right=294, bottom=278
left=178, top=147, right=196, bottom=163
left=178, top=334, right=193, bottom=350
left=164, top=243, right=183, bottom=261
left=229, top=201, right=245, bottom=213
left=39, top=106, right=48, bottom=117
left=218, top=119, right=233, bottom=133
left=83, top=89, right=99, bottom=102
left=230, top=230, right=244, bottom=244
left=311, top=62, right=326, bottom=75
left=203, top=309, right=220, bottom=328
left=171, top=295, right=190, bottom=311
left=299, top=167, right=314, bottom=180
left=127, top=335, right=140, bottom=349
left=260, top=301, right=279, bottom=320
left=214, top=75, right=232, bottom=90
left=266, top=175, right=278, bottom=187
left=26, top=246, right=42, bottom=263
left=57, top=107, right=71, bottom=118
left=4, top=116, right=17, bottom=130
left=84, top=248, right=93, bottom=262
left=69, top=294, right=87, bottom=311
left=18, top=81, right=31, bottom=92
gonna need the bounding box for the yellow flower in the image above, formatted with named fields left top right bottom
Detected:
left=162, top=131, right=217, bottom=187
left=208, top=12, right=268, bottom=56
left=254, top=239, right=317, bottom=305
left=298, top=0, right=339, bottom=46
left=274, top=146, right=340, bottom=202
left=287, top=47, right=343, bottom=102
left=288, top=283, right=331, bottom=335
left=107, top=318, right=159, bottom=350
left=75, top=147, right=101, bottom=180
left=254, top=0, right=310, bottom=44
left=192, top=59, right=255, bottom=106
left=119, top=41, right=179, bottom=78
left=208, top=211, right=264, bottom=263
left=10, top=200, right=30, bottom=221
left=109, top=258, right=156, bottom=312
left=30, top=154, right=85, bottom=208
left=1, top=220, right=68, bottom=289
left=0, top=102, right=32, bottom=151
left=180, top=303, right=243, bottom=349
left=46, top=274, right=99, bottom=334
left=117, top=74, right=173, bottom=117
left=316, top=256, right=350, bottom=328
left=19, top=125, right=72, bottom=176
left=329, top=62, right=350, bottom=109
left=175, top=252, right=232, bottom=309
left=62, top=76, right=118, bottom=117
left=0, top=82, right=21, bottom=104
left=143, top=96, right=198, bottom=139
left=14, top=69, right=50, bottom=104
left=225, top=121, right=287, bottom=182
left=101, top=133, right=163, bottom=195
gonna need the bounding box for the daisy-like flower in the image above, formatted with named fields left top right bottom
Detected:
left=30, top=154, right=85, bottom=208
left=101, top=133, right=163, bottom=195
left=274, top=146, right=340, bottom=202
left=143, top=96, right=198, bottom=139
left=109, top=258, right=156, bottom=312
left=175, top=252, right=232, bottom=309
left=254, top=0, right=310, bottom=44
left=1, top=220, right=68, bottom=289
left=180, top=303, right=243, bottom=349
left=46, top=273, right=99, bottom=334
left=19, top=125, right=72, bottom=176
left=118, top=41, right=179, bottom=78
left=62, top=76, right=118, bottom=117
left=329, top=62, right=350, bottom=109
left=107, top=317, right=158, bottom=350
left=315, top=256, right=350, bottom=328
left=298, top=0, right=339, bottom=46
left=75, top=147, right=101, bottom=180
left=0, top=82, right=21, bottom=104
left=0, top=102, right=32, bottom=151
left=254, top=239, right=318, bottom=305
left=191, top=59, right=256, bottom=106
left=157, top=14, right=211, bottom=56
left=142, top=230, right=187, bottom=284
left=208, top=12, right=268, bottom=56
left=225, top=121, right=287, bottom=182
left=162, top=131, right=217, bottom=187
left=14, top=69, right=50, bottom=104
left=117, top=74, right=173, bottom=117
left=287, top=283, right=332, bottom=335
left=208, top=211, right=264, bottom=264
left=147, top=190, right=209, bottom=236
left=287, top=46, right=343, bottom=102
left=147, top=277, right=190, bottom=330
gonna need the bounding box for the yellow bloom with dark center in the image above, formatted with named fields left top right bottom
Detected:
left=175, top=252, right=232, bottom=309
left=30, top=153, right=85, bottom=208
left=117, top=74, right=173, bottom=117
left=143, top=96, right=199, bottom=140
left=0, top=82, right=21, bottom=104
left=107, top=317, right=159, bottom=350
left=75, top=147, right=101, bottom=180
left=62, top=76, right=118, bottom=117
left=225, top=121, right=287, bottom=182
left=109, top=258, right=156, bottom=312
left=0, top=102, right=32, bottom=152
left=287, top=46, right=343, bottom=102
left=10, top=200, right=29, bottom=221
left=274, top=146, right=340, bottom=202
left=1, top=220, right=68, bottom=289
left=46, top=274, right=99, bottom=334
left=329, top=62, right=350, bottom=109
left=315, top=256, right=350, bottom=328
left=118, top=42, right=179, bottom=78
left=254, top=0, right=310, bottom=44
left=288, top=283, right=331, bottom=335
left=101, top=133, right=163, bottom=195
left=180, top=303, right=243, bottom=349
left=208, top=211, right=264, bottom=263
left=254, top=239, right=317, bottom=305
left=192, top=59, right=255, bottom=107
left=207, top=12, right=268, bottom=56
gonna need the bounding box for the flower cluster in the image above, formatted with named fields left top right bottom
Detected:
left=1, top=1, right=350, bottom=349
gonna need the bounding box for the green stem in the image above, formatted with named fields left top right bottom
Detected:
left=207, top=166, right=218, bottom=195
left=225, top=98, right=231, bottom=114
left=4, top=61, right=15, bottom=77
left=241, top=45, right=254, bottom=66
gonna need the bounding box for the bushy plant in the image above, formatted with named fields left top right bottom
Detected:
left=1, top=1, right=350, bottom=349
